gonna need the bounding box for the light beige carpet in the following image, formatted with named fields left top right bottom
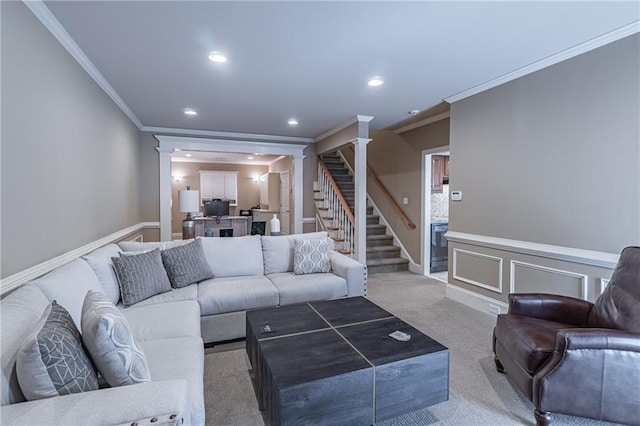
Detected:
left=203, top=272, right=618, bottom=425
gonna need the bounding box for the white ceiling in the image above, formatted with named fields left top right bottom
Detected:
left=43, top=1, right=639, bottom=139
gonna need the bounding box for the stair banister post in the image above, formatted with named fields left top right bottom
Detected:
left=293, top=154, right=304, bottom=234
left=350, top=137, right=371, bottom=265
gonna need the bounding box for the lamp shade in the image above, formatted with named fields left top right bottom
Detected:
left=179, top=189, right=200, bottom=213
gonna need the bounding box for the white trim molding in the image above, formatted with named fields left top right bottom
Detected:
left=0, top=222, right=160, bottom=296
left=452, top=248, right=503, bottom=294
left=302, top=217, right=316, bottom=224
left=445, top=284, right=509, bottom=316
left=23, top=0, right=144, bottom=129
left=445, top=21, right=640, bottom=104
left=313, top=115, right=374, bottom=143
left=599, top=278, right=611, bottom=295
left=509, top=260, right=588, bottom=300
left=143, top=126, right=314, bottom=144
left=445, top=231, right=619, bottom=269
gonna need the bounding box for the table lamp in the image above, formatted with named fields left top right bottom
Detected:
left=179, top=186, right=200, bottom=239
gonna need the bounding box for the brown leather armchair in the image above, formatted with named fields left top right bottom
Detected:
left=493, top=246, right=640, bottom=425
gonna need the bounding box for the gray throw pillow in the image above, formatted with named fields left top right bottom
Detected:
left=81, top=291, right=151, bottom=386
left=293, top=237, right=332, bottom=275
left=17, top=301, right=98, bottom=400
left=161, top=239, right=213, bottom=288
left=112, top=248, right=171, bottom=307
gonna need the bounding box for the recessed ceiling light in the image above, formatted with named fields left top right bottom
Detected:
left=247, top=156, right=254, bottom=160
left=409, top=109, right=420, bottom=116
left=208, top=52, right=227, bottom=63
left=185, top=154, right=192, bottom=157
left=288, top=119, right=299, bottom=126
left=368, top=76, right=384, bottom=87
left=183, top=108, right=197, bottom=116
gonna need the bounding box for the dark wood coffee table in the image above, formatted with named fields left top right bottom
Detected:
left=246, top=297, right=449, bottom=425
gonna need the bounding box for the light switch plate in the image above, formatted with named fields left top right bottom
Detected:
left=451, top=191, right=462, bottom=201
left=402, top=197, right=409, bottom=205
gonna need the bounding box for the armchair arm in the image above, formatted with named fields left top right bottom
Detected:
left=330, top=251, right=367, bottom=297
left=533, top=328, right=640, bottom=423
left=507, top=293, right=593, bottom=326
left=0, top=380, right=190, bottom=426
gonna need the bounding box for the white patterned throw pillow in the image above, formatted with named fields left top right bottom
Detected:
left=293, top=237, right=332, bottom=275
left=17, top=301, right=99, bottom=400
left=81, top=291, right=151, bottom=387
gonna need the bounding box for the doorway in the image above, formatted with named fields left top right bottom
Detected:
left=421, top=146, right=450, bottom=281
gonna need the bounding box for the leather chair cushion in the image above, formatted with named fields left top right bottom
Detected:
left=588, top=246, right=640, bottom=332
left=495, top=314, right=580, bottom=374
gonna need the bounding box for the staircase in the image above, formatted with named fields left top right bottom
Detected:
left=318, top=153, right=409, bottom=274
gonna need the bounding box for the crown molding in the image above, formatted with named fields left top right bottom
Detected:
left=142, top=126, right=314, bottom=144
left=155, top=135, right=308, bottom=158
left=445, top=20, right=640, bottom=104
left=394, top=111, right=450, bottom=134
left=23, top=0, right=144, bottom=129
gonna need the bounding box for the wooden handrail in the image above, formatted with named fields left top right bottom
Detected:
left=348, top=147, right=417, bottom=230
left=318, top=158, right=355, bottom=225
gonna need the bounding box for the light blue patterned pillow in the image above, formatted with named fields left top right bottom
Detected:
left=293, top=237, right=332, bottom=275
left=81, top=291, right=151, bottom=386
left=17, top=301, right=98, bottom=400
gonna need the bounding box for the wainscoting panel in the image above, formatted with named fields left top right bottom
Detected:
left=599, top=278, right=610, bottom=294
left=452, top=249, right=503, bottom=293
left=510, top=260, right=588, bottom=300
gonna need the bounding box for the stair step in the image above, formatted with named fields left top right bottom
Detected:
left=336, top=248, right=351, bottom=255
left=318, top=207, right=330, bottom=211
left=367, top=257, right=409, bottom=274
left=367, top=224, right=387, bottom=235
left=314, top=198, right=324, bottom=201
left=320, top=216, right=334, bottom=221
left=331, top=237, right=345, bottom=242
left=367, top=245, right=401, bottom=259
left=367, top=235, right=394, bottom=247
left=366, top=215, right=380, bottom=225
left=326, top=226, right=340, bottom=231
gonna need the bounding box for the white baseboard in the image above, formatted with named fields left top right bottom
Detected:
left=446, top=283, right=508, bottom=316
left=1, top=222, right=160, bottom=296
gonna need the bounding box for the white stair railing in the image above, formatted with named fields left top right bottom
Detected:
left=316, top=159, right=354, bottom=256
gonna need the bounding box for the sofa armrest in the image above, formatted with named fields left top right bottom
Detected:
left=0, top=380, right=190, bottom=426
left=330, top=251, right=367, bottom=297
left=532, top=328, right=640, bottom=422
left=507, top=293, right=593, bottom=326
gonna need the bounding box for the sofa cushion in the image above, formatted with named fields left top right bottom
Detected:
left=293, top=237, right=332, bottom=275
left=120, top=300, right=201, bottom=341
left=267, top=272, right=348, bottom=306
left=199, top=235, right=264, bottom=278
left=122, top=284, right=198, bottom=308
left=161, top=239, right=213, bottom=288
left=117, top=239, right=193, bottom=252
left=494, top=314, right=579, bottom=374
left=1, top=285, right=51, bottom=405
left=81, top=291, right=151, bottom=387
left=31, top=258, right=105, bottom=330
left=198, top=276, right=279, bottom=315
left=262, top=231, right=329, bottom=274
left=140, top=336, right=205, bottom=425
left=17, top=301, right=98, bottom=401
left=112, top=249, right=171, bottom=307
left=82, top=244, right=123, bottom=305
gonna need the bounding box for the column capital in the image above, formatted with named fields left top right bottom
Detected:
left=349, top=137, right=372, bottom=146
left=156, top=147, right=175, bottom=154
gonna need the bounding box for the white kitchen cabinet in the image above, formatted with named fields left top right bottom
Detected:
left=200, top=171, right=238, bottom=205
left=259, top=173, right=280, bottom=210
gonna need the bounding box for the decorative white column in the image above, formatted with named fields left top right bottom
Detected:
left=156, top=147, right=174, bottom=241
left=351, top=137, right=371, bottom=264
left=293, top=155, right=304, bottom=234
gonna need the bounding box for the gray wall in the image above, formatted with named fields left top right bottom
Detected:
left=450, top=34, right=640, bottom=254
left=1, top=2, right=142, bottom=277
left=446, top=34, right=639, bottom=309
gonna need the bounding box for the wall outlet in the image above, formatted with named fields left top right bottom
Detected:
left=489, top=304, right=501, bottom=315
left=402, top=197, right=409, bottom=205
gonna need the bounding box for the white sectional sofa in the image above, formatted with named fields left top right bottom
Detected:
left=0, top=232, right=366, bottom=425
